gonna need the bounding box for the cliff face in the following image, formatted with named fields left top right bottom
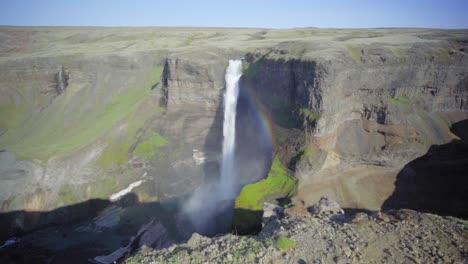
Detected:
left=242, top=40, right=468, bottom=212
left=0, top=27, right=467, bottom=239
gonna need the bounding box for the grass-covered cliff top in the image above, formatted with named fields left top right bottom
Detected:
left=0, top=26, right=466, bottom=62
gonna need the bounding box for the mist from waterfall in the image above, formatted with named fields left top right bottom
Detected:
left=181, top=59, right=243, bottom=235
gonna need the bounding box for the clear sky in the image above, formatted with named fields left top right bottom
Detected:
left=1, top=0, right=467, bottom=29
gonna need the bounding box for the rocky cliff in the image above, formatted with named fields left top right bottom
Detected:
left=0, top=27, right=467, bottom=241
left=125, top=199, right=468, bottom=264
left=241, top=39, right=468, bottom=214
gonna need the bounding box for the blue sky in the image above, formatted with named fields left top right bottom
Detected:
left=1, top=0, right=467, bottom=28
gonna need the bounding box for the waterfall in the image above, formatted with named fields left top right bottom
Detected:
left=58, top=67, right=64, bottom=92
left=219, top=59, right=242, bottom=200
left=182, top=59, right=243, bottom=235
left=56, top=66, right=68, bottom=94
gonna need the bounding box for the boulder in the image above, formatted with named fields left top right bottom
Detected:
left=187, top=233, right=209, bottom=248
left=262, top=202, right=284, bottom=224
left=284, top=203, right=309, bottom=218
left=309, top=197, right=344, bottom=216
left=350, top=212, right=370, bottom=224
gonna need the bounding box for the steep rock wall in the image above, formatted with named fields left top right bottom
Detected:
left=242, top=43, right=468, bottom=211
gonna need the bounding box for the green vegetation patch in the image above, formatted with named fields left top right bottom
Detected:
left=388, top=96, right=411, bottom=105
left=133, top=132, right=169, bottom=159
left=97, top=135, right=131, bottom=170
left=1, top=66, right=163, bottom=161
left=234, top=158, right=297, bottom=211
left=275, top=236, right=297, bottom=250
left=299, top=108, right=320, bottom=121
left=97, top=88, right=167, bottom=171
left=346, top=45, right=362, bottom=64
left=233, top=158, right=297, bottom=234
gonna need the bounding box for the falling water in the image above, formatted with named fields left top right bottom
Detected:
left=57, top=66, right=66, bottom=93
left=58, top=70, right=63, bottom=91
left=182, top=59, right=243, bottom=235
left=219, top=59, right=242, bottom=200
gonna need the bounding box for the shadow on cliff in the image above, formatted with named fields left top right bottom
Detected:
left=232, top=208, right=263, bottom=235
left=0, top=193, right=183, bottom=263
left=0, top=193, right=151, bottom=241
left=382, top=119, right=468, bottom=218
left=0, top=198, right=112, bottom=242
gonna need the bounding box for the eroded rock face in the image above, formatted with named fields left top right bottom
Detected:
left=161, top=59, right=226, bottom=108
left=242, top=44, right=468, bottom=212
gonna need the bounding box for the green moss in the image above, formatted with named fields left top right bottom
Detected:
left=299, top=108, right=321, bottom=121
left=233, top=158, right=297, bottom=234
left=388, top=96, right=411, bottom=105
left=133, top=132, right=169, bottom=159
left=275, top=236, right=296, bottom=250
left=234, top=158, right=297, bottom=211
left=346, top=45, right=362, bottom=64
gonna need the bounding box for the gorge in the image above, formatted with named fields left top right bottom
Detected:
left=0, top=27, right=467, bottom=263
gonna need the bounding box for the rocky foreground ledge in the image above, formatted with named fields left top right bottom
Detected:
left=125, top=198, right=468, bottom=264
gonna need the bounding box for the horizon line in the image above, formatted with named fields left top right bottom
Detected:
left=1, top=25, right=467, bottom=30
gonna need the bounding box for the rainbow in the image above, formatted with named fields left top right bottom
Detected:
left=239, top=82, right=276, bottom=147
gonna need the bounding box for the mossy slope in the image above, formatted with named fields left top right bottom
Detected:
left=233, top=158, right=297, bottom=234
left=0, top=66, right=163, bottom=160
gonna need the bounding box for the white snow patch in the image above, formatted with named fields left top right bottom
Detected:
left=109, top=180, right=143, bottom=202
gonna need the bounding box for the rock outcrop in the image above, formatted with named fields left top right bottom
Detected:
left=308, top=196, right=344, bottom=216
left=124, top=199, right=468, bottom=264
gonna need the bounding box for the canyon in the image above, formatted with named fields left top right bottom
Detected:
left=0, top=26, right=467, bottom=262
